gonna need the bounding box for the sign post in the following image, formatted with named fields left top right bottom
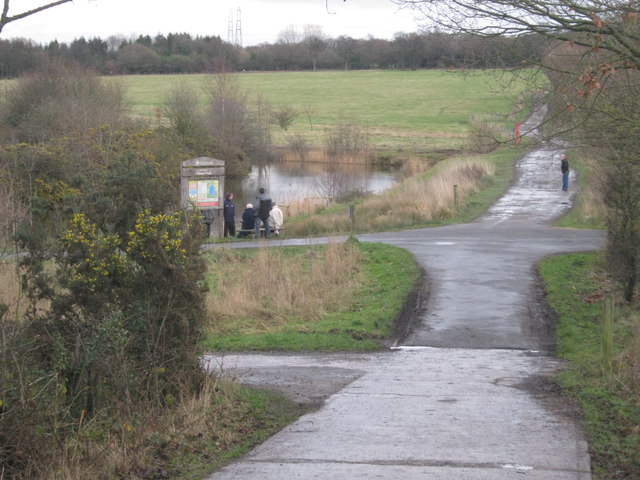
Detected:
left=181, top=157, right=225, bottom=238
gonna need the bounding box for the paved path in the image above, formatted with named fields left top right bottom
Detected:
left=203, top=141, right=605, bottom=479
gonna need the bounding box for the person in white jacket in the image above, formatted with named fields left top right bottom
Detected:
left=269, top=202, right=284, bottom=236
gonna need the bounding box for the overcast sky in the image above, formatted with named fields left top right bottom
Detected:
left=3, top=0, right=424, bottom=46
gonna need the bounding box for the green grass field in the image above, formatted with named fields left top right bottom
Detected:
left=117, top=70, right=531, bottom=150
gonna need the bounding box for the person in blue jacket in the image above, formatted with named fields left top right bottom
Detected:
left=560, top=154, right=570, bottom=191
left=223, top=192, right=236, bottom=237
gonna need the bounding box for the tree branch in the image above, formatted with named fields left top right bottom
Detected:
left=0, top=0, right=74, bottom=34
left=393, top=0, right=640, bottom=69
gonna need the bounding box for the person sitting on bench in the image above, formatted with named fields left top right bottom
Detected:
left=269, top=201, right=284, bottom=236
left=237, top=203, right=255, bottom=238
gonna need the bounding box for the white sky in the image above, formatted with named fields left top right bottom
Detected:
left=2, top=0, right=424, bottom=46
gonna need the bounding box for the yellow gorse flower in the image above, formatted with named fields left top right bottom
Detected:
left=127, top=210, right=187, bottom=266
left=60, top=214, right=125, bottom=288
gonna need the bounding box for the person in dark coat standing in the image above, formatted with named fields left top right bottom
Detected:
left=223, top=192, right=236, bottom=237
left=237, top=203, right=255, bottom=238
left=560, top=154, right=570, bottom=191
left=255, top=187, right=272, bottom=238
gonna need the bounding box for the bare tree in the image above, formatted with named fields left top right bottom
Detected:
left=0, top=0, right=81, bottom=35
left=203, top=74, right=273, bottom=160
left=277, top=25, right=301, bottom=44
left=303, top=24, right=327, bottom=71
left=203, top=74, right=247, bottom=149
left=335, top=35, right=356, bottom=70
left=392, top=0, right=640, bottom=300
left=163, top=81, right=202, bottom=137
left=303, top=105, right=317, bottom=130
left=323, top=118, right=370, bottom=163
left=314, top=164, right=362, bottom=202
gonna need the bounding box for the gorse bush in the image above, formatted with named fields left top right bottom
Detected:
left=0, top=129, right=216, bottom=478
left=123, top=210, right=206, bottom=378
left=1, top=208, right=207, bottom=477
left=0, top=65, right=254, bottom=477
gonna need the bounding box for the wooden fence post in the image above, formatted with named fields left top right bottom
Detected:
left=602, top=295, right=615, bottom=375
left=453, top=185, right=459, bottom=211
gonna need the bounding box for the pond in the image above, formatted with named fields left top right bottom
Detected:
left=225, top=161, right=403, bottom=218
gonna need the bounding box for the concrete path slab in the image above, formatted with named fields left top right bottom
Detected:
left=204, top=349, right=591, bottom=479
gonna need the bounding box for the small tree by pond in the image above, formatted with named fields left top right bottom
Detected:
left=271, top=104, right=298, bottom=131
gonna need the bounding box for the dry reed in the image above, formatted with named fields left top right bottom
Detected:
left=282, top=146, right=372, bottom=165
left=285, top=196, right=331, bottom=218
left=577, top=186, right=605, bottom=223
left=577, top=158, right=606, bottom=224
left=355, top=157, right=495, bottom=229
left=206, top=241, right=362, bottom=334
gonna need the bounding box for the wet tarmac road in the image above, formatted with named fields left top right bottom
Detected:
left=203, top=137, right=604, bottom=479
left=361, top=146, right=604, bottom=351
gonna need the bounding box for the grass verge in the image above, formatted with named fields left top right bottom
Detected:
left=202, top=239, right=421, bottom=352
left=171, top=383, right=309, bottom=480
left=539, top=252, right=640, bottom=479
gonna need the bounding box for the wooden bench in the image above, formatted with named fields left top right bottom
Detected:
left=237, top=226, right=285, bottom=238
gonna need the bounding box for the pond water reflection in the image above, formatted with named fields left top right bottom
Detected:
left=225, top=161, right=402, bottom=214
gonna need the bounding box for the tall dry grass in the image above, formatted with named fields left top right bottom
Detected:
left=466, top=115, right=510, bottom=154
left=356, top=157, right=495, bottom=229
left=576, top=185, right=605, bottom=222
left=0, top=260, right=21, bottom=319
left=285, top=196, right=332, bottom=218
left=27, top=375, right=247, bottom=479
left=206, top=241, right=362, bottom=334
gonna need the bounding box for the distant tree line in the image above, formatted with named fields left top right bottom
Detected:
left=0, top=29, right=546, bottom=77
